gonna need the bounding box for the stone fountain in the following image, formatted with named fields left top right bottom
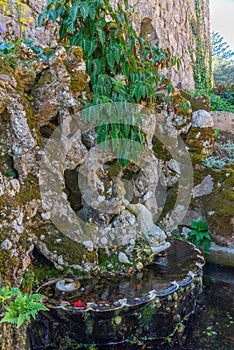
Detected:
left=29, top=96, right=202, bottom=347
left=0, top=45, right=203, bottom=348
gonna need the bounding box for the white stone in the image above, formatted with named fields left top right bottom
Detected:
left=118, top=252, right=130, bottom=264
left=41, top=212, right=51, bottom=220
left=136, top=262, right=144, bottom=270
left=71, top=264, right=83, bottom=270
left=83, top=240, right=94, bottom=251
left=100, top=237, right=108, bottom=245
left=10, top=179, right=20, bottom=192
left=97, top=195, right=105, bottom=203
left=167, top=159, right=181, bottom=174
left=192, top=175, right=214, bottom=198
left=143, top=191, right=154, bottom=201
left=128, top=217, right=136, bottom=226
left=1, top=239, right=13, bottom=250
left=57, top=255, right=64, bottom=265
left=192, top=110, right=214, bottom=128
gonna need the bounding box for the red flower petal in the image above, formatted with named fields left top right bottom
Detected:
left=74, top=301, right=85, bottom=307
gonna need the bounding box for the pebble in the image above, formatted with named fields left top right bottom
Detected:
left=1, top=239, right=13, bottom=250
left=118, top=252, right=130, bottom=264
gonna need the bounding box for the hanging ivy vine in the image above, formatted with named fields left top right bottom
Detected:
left=189, top=0, right=211, bottom=91
left=39, top=0, right=181, bottom=165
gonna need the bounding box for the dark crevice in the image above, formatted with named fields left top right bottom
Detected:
left=40, top=112, right=61, bottom=139
left=64, top=168, right=82, bottom=212
left=33, top=68, right=49, bottom=86
left=31, top=246, right=54, bottom=270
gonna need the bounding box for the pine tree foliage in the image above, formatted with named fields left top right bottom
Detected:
left=211, top=31, right=234, bottom=61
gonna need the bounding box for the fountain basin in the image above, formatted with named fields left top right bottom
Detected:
left=29, top=239, right=204, bottom=349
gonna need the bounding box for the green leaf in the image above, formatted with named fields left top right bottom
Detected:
left=97, top=26, right=105, bottom=45
left=106, top=48, right=115, bottom=69
left=17, top=314, right=27, bottom=328
left=38, top=12, right=46, bottom=27
left=131, top=143, right=141, bottom=163
left=167, top=84, right=174, bottom=95
left=80, top=2, right=90, bottom=19
left=131, top=84, right=143, bottom=103
left=121, top=123, right=130, bottom=137
left=92, top=58, right=106, bottom=76
left=77, top=34, right=90, bottom=54
left=71, top=1, right=80, bottom=19
left=122, top=62, right=130, bottom=78
left=177, top=58, right=181, bottom=70
left=0, top=313, right=18, bottom=325
left=203, top=231, right=211, bottom=240
left=89, top=4, right=97, bottom=20
left=88, top=37, right=98, bottom=56
left=138, top=130, right=145, bottom=144
left=114, top=45, right=121, bottom=64
left=66, top=1, right=80, bottom=33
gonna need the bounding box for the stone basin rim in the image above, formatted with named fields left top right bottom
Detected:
left=37, top=240, right=205, bottom=313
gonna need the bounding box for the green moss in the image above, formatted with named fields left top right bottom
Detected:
left=32, top=69, right=53, bottom=89
left=33, top=223, right=97, bottom=267
left=225, top=190, right=234, bottom=201
left=19, top=174, right=40, bottom=204
left=0, top=249, right=18, bottom=286
left=32, top=265, right=62, bottom=283
left=42, top=48, right=55, bottom=57
left=67, top=46, right=84, bottom=61
left=193, top=167, right=210, bottom=186
left=0, top=57, right=14, bottom=76
left=22, top=94, right=42, bottom=146
left=180, top=90, right=210, bottom=112
left=157, top=186, right=179, bottom=223
left=70, top=72, right=90, bottom=96
left=0, top=57, right=42, bottom=146
left=152, top=136, right=172, bottom=161
left=49, top=236, right=97, bottom=265
left=98, top=249, right=123, bottom=271
left=202, top=170, right=234, bottom=241
left=186, top=127, right=215, bottom=155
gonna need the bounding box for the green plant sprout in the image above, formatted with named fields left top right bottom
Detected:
left=172, top=220, right=211, bottom=254
left=187, top=220, right=211, bottom=254
left=0, top=286, right=48, bottom=328
left=21, top=270, right=38, bottom=292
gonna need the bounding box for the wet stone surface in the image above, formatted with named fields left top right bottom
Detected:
left=29, top=240, right=204, bottom=348
left=36, top=240, right=203, bottom=309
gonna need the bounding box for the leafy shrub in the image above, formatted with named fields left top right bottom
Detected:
left=209, top=92, right=234, bottom=113
left=211, top=32, right=234, bottom=61
left=39, top=0, right=181, bottom=165
left=185, top=87, right=234, bottom=113
left=0, top=286, right=48, bottom=328
left=187, top=220, right=211, bottom=254
left=211, top=84, right=234, bottom=106
left=173, top=220, right=211, bottom=254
